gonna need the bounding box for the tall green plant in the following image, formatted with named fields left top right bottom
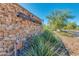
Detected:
left=24, top=30, right=69, bottom=56
left=47, top=10, right=74, bottom=31
left=64, top=22, right=77, bottom=30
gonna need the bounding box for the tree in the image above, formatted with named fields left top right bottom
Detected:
left=64, top=22, right=77, bottom=30
left=47, top=10, right=74, bottom=31
left=76, top=25, right=79, bottom=30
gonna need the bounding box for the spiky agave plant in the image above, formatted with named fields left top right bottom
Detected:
left=26, top=31, right=60, bottom=56
left=22, top=30, right=69, bottom=56
left=26, top=35, right=56, bottom=56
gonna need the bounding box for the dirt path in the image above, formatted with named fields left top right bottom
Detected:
left=54, top=32, right=79, bottom=56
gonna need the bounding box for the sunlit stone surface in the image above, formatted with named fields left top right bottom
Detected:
left=0, top=3, right=42, bottom=56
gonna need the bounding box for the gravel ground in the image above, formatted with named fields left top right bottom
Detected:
left=55, top=32, right=79, bottom=56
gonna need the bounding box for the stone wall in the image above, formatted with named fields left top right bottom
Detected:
left=0, top=40, right=15, bottom=56
left=0, top=3, right=42, bottom=56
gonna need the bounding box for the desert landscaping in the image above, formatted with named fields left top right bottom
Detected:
left=0, top=3, right=79, bottom=56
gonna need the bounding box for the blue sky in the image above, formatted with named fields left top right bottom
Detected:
left=19, top=3, right=79, bottom=25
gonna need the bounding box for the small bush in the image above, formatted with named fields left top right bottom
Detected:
left=20, top=30, right=69, bottom=56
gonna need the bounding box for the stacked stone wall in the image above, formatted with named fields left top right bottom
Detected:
left=0, top=3, right=42, bottom=56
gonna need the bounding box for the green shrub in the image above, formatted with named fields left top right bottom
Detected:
left=21, top=30, right=69, bottom=56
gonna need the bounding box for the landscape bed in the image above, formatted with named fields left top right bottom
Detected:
left=18, top=30, right=69, bottom=56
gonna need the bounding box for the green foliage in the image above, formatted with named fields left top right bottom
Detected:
left=47, top=10, right=74, bottom=31
left=76, top=25, right=79, bottom=30
left=24, top=30, right=69, bottom=56
left=64, top=22, right=77, bottom=30
left=42, top=24, right=49, bottom=30
left=25, top=30, right=57, bottom=56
